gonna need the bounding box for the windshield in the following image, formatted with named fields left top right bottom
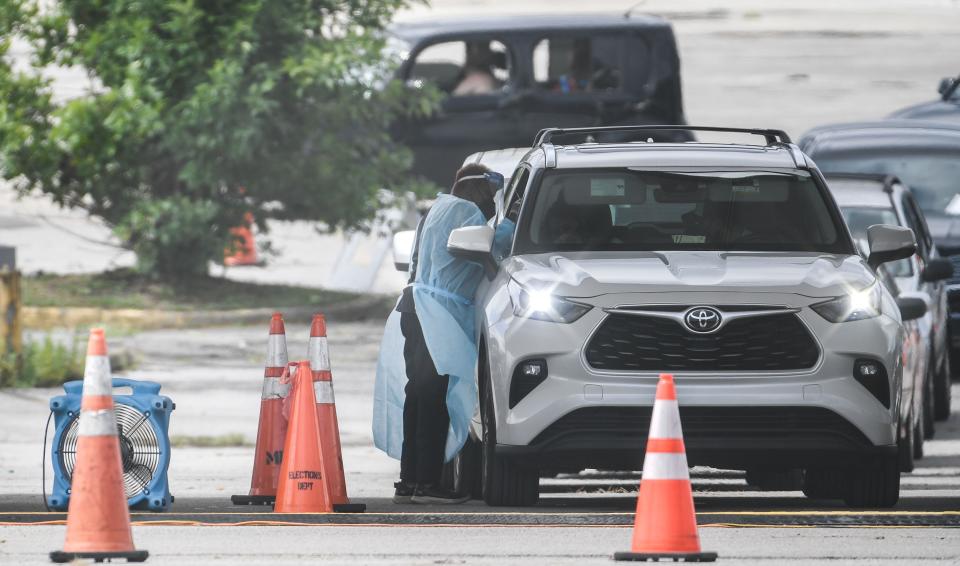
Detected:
left=815, top=149, right=960, bottom=214
left=515, top=169, right=851, bottom=254
left=840, top=206, right=913, bottom=277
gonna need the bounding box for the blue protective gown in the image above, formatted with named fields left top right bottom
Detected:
left=373, top=193, right=514, bottom=461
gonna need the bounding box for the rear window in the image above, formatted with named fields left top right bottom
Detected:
left=813, top=148, right=960, bottom=214
left=515, top=169, right=851, bottom=254
left=532, top=35, right=646, bottom=94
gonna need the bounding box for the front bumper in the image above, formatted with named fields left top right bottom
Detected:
left=485, top=291, right=902, bottom=471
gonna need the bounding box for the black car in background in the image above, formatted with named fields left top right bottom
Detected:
left=889, top=75, right=960, bottom=123
left=387, top=14, right=687, bottom=187
left=799, top=120, right=960, bottom=395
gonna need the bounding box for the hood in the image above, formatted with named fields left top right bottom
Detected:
left=504, top=251, right=874, bottom=299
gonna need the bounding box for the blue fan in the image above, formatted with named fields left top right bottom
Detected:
left=47, top=378, right=175, bottom=511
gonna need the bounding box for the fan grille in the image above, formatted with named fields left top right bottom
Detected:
left=59, top=403, right=161, bottom=499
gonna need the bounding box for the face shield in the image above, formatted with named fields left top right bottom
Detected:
left=453, top=171, right=505, bottom=220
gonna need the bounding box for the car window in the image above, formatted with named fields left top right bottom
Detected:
left=516, top=169, right=851, bottom=254
left=902, top=193, right=935, bottom=254
left=532, top=36, right=634, bottom=94
left=841, top=206, right=913, bottom=277
left=502, top=167, right=531, bottom=223
left=813, top=148, right=960, bottom=214
left=406, top=40, right=512, bottom=95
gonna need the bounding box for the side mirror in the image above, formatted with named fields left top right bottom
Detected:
left=448, top=225, right=497, bottom=278
left=867, top=224, right=916, bottom=270
left=392, top=230, right=416, bottom=272
left=897, top=291, right=929, bottom=321
left=922, top=257, right=954, bottom=282
left=939, top=77, right=953, bottom=98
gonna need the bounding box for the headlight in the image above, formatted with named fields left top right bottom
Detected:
left=811, top=282, right=882, bottom=322
left=507, top=280, right=591, bottom=323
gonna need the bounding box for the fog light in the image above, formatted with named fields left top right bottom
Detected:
left=856, top=361, right=880, bottom=377
left=510, top=359, right=548, bottom=409
left=853, top=358, right=889, bottom=408
left=521, top=361, right=544, bottom=377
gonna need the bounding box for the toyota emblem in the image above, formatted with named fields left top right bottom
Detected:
left=684, top=307, right=722, bottom=333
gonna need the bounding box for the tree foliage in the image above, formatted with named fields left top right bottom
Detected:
left=0, top=0, right=437, bottom=279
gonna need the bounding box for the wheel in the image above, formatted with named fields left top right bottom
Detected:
left=923, top=366, right=936, bottom=439
left=745, top=469, right=804, bottom=491
left=913, top=411, right=924, bottom=461
left=480, top=366, right=539, bottom=507
left=440, top=436, right=483, bottom=499
left=842, top=454, right=900, bottom=508
left=898, top=418, right=915, bottom=473
left=934, top=350, right=953, bottom=420
left=802, top=468, right=844, bottom=500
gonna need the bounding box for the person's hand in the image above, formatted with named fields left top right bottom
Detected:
left=506, top=199, right=521, bottom=221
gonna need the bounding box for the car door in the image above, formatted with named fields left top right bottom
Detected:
left=902, top=191, right=948, bottom=365
left=395, top=38, right=521, bottom=188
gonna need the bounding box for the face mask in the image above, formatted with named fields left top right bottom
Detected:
left=453, top=171, right=505, bottom=221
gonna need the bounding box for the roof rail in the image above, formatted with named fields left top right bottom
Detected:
left=532, top=125, right=792, bottom=147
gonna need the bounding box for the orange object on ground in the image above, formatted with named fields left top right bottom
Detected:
left=50, top=329, right=148, bottom=563
left=308, top=314, right=365, bottom=513
left=232, top=313, right=290, bottom=506
left=224, top=211, right=259, bottom=266
left=614, top=374, right=717, bottom=562
left=274, top=360, right=332, bottom=514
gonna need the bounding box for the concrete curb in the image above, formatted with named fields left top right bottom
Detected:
left=23, top=295, right=396, bottom=330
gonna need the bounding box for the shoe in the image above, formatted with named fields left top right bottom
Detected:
left=393, top=481, right=415, bottom=504
left=410, top=484, right=470, bottom=505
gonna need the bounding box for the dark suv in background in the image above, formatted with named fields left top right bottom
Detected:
left=889, top=75, right=960, bottom=123
left=388, top=14, right=687, bottom=187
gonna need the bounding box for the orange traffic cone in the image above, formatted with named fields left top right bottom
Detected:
left=274, top=360, right=332, bottom=513
left=308, top=314, right=365, bottom=513
left=233, top=313, right=290, bottom=506
left=224, top=212, right=260, bottom=266
left=50, top=329, right=148, bottom=563
left=614, top=374, right=716, bottom=562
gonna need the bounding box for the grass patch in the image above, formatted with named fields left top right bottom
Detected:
left=23, top=268, right=359, bottom=311
left=170, top=433, right=251, bottom=448
left=0, top=332, right=137, bottom=388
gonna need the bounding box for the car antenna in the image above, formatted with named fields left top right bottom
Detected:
left=623, top=0, right=646, bottom=19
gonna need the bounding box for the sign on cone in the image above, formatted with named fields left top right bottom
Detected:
left=308, top=314, right=365, bottom=513
left=233, top=313, right=291, bottom=506
left=614, top=374, right=716, bottom=562
left=50, top=329, right=148, bottom=563
left=274, top=361, right=332, bottom=513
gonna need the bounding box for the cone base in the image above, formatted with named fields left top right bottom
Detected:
left=231, top=494, right=275, bottom=506
left=51, top=550, right=149, bottom=563
left=613, top=551, right=717, bottom=562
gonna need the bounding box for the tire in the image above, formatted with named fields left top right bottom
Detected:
left=439, top=436, right=483, bottom=499
left=480, top=370, right=539, bottom=507
left=898, top=418, right=915, bottom=473
left=913, top=411, right=924, bottom=461
left=802, top=468, right=845, bottom=500
left=745, top=469, right=804, bottom=491
left=923, top=366, right=936, bottom=439
left=935, top=351, right=953, bottom=420
left=842, top=454, right=900, bottom=508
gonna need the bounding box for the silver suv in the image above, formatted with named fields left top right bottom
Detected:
left=420, top=126, right=924, bottom=508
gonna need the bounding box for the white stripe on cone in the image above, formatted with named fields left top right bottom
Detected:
left=266, top=335, right=288, bottom=368
left=81, top=356, right=112, bottom=396
left=313, top=381, right=335, bottom=404
left=648, top=400, right=683, bottom=439
left=641, top=452, right=690, bottom=480
left=77, top=409, right=119, bottom=437
left=308, top=337, right=330, bottom=371
left=261, top=377, right=291, bottom=400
